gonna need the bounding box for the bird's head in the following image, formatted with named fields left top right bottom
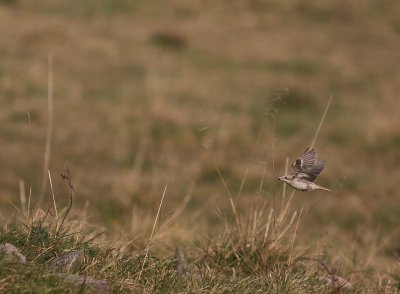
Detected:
left=278, top=175, right=293, bottom=184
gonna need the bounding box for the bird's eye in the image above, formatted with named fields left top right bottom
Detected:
left=284, top=176, right=288, bottom=179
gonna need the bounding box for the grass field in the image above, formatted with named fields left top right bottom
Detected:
left=1, top=0, right=400, bottom=292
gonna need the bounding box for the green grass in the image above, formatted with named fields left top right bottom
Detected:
left=0, top=200, right=350, bottom=293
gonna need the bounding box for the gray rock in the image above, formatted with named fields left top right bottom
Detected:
left=48, top=250, right=84, bottom=273
left=0, top=243, right=26, bottom=263
left=56, top=274, right=111, bottom=294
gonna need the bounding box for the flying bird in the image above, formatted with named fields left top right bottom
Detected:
left=278, top=148, right=334, bottom=192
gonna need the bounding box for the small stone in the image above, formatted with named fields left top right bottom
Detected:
left=0, top=243, right=26, bottom=263
left=324, top=274, right=353, bottom=290
left=174, top=247, right=189, bottom=275
left=47, top=250, right=84, bottom=273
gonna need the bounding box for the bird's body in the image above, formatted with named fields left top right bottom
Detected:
left=278, top=148, right=334, bottom=192
left=281, top=175, right=333, bottom=192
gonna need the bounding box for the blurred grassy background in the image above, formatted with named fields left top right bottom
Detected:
left=1, top=0, right=400, bottom=280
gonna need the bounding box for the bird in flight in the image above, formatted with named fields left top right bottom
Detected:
left=278, top=148, right=334, bottom=192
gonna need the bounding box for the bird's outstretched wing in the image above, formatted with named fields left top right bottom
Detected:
left=291, top=148, right=325, bottom=182
left=291, top=148, right=316, bottom=173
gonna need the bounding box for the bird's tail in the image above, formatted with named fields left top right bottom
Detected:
left=316, top=185, right=336, bottom=193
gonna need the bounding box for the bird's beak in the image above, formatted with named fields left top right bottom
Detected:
left=277, top=176, right=282, bottom=181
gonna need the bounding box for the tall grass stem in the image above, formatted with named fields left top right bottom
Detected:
left=310, top=96, right=333, bottom=149
left=38, top=54, right=54, bottom=207
left=138, top=185, right=167, bottom=280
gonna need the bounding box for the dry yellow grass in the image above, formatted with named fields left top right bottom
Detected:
left=1, top=0, right=400, bottom=291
